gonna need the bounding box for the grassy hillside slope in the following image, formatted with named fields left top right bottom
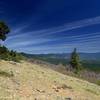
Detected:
left=0, top=60, right=100, bottom=100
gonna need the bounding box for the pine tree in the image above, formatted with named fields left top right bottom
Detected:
left=0, top=21, right=10, bottom=41
left=70, top=48, right=81, bottom=71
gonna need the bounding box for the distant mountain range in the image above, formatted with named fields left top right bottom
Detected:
left=22, top=52, right=100, bottom=61
left=22, top=52, right=100, bottom=72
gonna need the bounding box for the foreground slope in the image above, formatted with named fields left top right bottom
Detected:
left=0, top=60, right=100, bottom=100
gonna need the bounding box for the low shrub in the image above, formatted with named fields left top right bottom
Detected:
left=0, top=70, right=14, bottom=77
left=96, top=80, right=100, bottom=86
left=0, top=45, right=24, bottom=62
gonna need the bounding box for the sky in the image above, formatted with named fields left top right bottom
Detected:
left=0, top=0, right=100, bottom=54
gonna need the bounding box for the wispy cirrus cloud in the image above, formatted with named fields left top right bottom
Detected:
left=5, top=16, right=100, bottom=53
left=13, top=40, right=100, bottom=54
left=8, top=16, right=100, bottom=39
left=6, top=30, right=100, bottom=48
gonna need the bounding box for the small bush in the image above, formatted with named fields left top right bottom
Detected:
left=0, top=70, right=14, bottom=77
left=96, top=80, right=100, bottom=86
left=0, top=45, right=24, bottom=62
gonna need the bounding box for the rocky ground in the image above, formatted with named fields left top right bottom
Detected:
left=0, top=60, right=100, bottom=100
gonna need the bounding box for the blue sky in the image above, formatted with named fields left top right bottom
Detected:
left=0, top=0, right=100, bottom=54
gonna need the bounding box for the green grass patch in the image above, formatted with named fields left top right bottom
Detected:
left=85, top=88, right=99, bottom=95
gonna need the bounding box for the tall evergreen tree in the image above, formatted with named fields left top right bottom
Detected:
left=0, top=21, right=10, bottom=60
left=70, top=48, right=81, bottom=71
left=0, top=21, right=10, bottom=41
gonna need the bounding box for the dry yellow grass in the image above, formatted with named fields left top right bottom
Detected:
left=0, top=60, right=100, bottom=100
